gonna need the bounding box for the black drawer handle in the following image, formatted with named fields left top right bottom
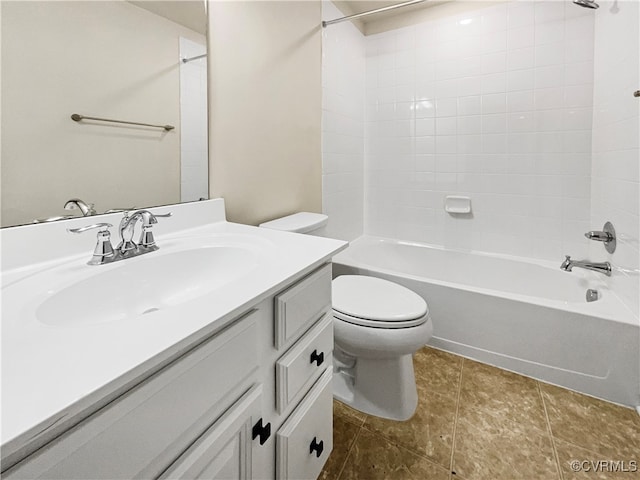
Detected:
left=310, top=349, right=324, bottom=367
left=252, top=418, right=271, bottom=446
left=309, top=437, right=324, bottom=458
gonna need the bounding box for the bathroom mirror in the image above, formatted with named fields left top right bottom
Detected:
left=0, top=0, right=209, bottom=227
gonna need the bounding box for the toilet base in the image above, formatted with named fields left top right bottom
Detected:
left=333, top=352, right=418, bottom=421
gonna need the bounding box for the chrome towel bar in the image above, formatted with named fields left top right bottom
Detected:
left=70, top=113, right=174, bottom=131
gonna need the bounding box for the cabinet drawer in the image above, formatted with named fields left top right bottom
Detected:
left=274, top=263, right=332, bottom=349
left=276, top=368, right=333, bottom=480
left=6, top=311, right=261, bottom=480
left=276, top=314, right=333, bottom=413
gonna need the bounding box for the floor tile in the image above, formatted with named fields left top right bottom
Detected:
left=414, top=346, right=462, bottom=398
left=338, top=428, right=451, bottom=480
left=452, top=416, right=560, bottom=480
left=333, top=399, right=367, bottom=426
left=458, top=359, right=548, bottom=433
left=324, top=348, right=639, bottom=480
left=540, top=382, right=640, bottom=459
left=555, top=439, right=640, bottom=480
left=363, top=383, right=456, bottom=469
left=319, top=414, right=361, bottom=480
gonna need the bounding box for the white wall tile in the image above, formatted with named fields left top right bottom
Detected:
left=507, top=25, right=535, bottom=50
left=590, top=0, right=639, bottom=318
left=507, top=90, right=535, bottom=112
left=508, top=2, right=535, bottom=28
left=508, top=69, right=535, bottom=91
left=321, top=1, right=365, bottom=241
left=507, top=47, right=535, bottom=71
left=360, top=1, right=597, bottom=263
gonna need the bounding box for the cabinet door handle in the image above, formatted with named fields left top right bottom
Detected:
left=252, top=418, right=271, bottom=446
left=310, top=349, right=324, bottom=367
left=309, top=437, right=324, bottom=458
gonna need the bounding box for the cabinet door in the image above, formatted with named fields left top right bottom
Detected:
left=159, top=384, right=264, bottom=480
left=4, top=311, right=261, bottom=480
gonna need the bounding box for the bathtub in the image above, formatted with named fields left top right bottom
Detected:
left=332, top=236, right=640, bottom=407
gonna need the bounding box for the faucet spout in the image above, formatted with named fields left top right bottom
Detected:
left=118, top=210, right=152, bottom=253
left=117, top=210, right=172, bottom=255
left=560, top=255, right=612, bottom=276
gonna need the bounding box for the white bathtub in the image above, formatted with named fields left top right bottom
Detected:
left=332, top=236, right=639, bottom=407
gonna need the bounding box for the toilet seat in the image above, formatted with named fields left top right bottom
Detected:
left=332, top=275, right=429, bottom=329
left=333, top=309, right=428, bottom=329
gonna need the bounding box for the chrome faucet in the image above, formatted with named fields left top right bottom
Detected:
left=117, top=210, right=172, bottom=255
left=68, top=223, right=115, bottom=265
left=69, top=210, right=171, bottom=265
left=64, top=198, right=96, bottom=217
left=117, top=210, right=171, bottom=255
left=560, top=255, right=612, bottom=276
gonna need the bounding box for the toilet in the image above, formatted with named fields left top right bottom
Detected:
left=260, top=213, right=433, bottom=421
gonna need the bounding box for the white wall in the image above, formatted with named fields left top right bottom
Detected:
left=208, top=1, right=323, bottom=226
left=321, top=1, right=366, bottom=241
left=364, top=1, right=595, bottom=261
left=591, top=0, right=639, bottom=319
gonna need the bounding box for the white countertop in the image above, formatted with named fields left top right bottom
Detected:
left=1, top=199, right=347, bottom=461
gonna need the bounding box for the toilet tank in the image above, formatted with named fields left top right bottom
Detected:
left=259, top=212, right=328, bottom=235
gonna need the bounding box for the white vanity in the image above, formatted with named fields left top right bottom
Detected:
left=1, top=199, right=347, bottom=479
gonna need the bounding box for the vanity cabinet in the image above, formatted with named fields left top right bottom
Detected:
left=159, top=385, right=264, bottom=480
left=4, top=263, right=334, bottom=480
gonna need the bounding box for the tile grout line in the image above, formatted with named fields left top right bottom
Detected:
left=335, top=418, right=366, bottom=480
left=448, top=356, right=465, bottom=479
left=537, top=381, right=564, bottom=480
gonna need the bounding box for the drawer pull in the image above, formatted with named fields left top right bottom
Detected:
left=309, top=437, right=324, bottom=458
left=252, top=418, right=271, bottom=446
left=310, top=350, right=324, bottom=367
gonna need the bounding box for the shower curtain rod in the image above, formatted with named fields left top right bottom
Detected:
left=322, top=0, right=428, bottom=28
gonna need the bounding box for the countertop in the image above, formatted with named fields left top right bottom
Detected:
left=1, top=199, right=347, bottom=463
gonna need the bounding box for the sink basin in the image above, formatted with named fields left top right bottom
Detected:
left=36, top=246, right=259, bottom=327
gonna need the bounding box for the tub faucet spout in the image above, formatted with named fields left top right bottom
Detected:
left=560, top=255, right=612, bottom=276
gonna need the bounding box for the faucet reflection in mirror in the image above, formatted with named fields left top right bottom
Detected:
left=34, top=199, right=98, bottom=223
left=68, top=210, right=172, bottom=266
left=64, top=198, right=96, bottom=217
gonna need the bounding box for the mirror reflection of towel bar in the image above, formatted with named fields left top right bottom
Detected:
left=70, top=113, right=174, bottom=131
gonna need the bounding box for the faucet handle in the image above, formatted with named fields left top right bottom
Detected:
left=138, top=212, right=171, bottom=249
left=68, top=223, right=114, bottom=265
left=68, top=222, right=112, bottom=234
left=584, top=221, right=616, bottom=253
left=584, top=231, right=613, bottom=242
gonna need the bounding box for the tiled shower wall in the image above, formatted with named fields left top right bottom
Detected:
left=364, top=1, right=595, bottom=260
left=321, top=1, right=365, bottom=241
left=591, top=0, right=639, bottom=318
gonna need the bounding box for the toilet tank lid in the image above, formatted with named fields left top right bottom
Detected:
left=259, top=212, right=328, bottom=233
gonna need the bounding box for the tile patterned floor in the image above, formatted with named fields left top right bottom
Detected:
left=320, top=347, right=640, bottom=480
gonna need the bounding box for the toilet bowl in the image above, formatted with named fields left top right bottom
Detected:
left=259, top=212, right=433, bottom=420
left=331, top=275, right=432, bottom=420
